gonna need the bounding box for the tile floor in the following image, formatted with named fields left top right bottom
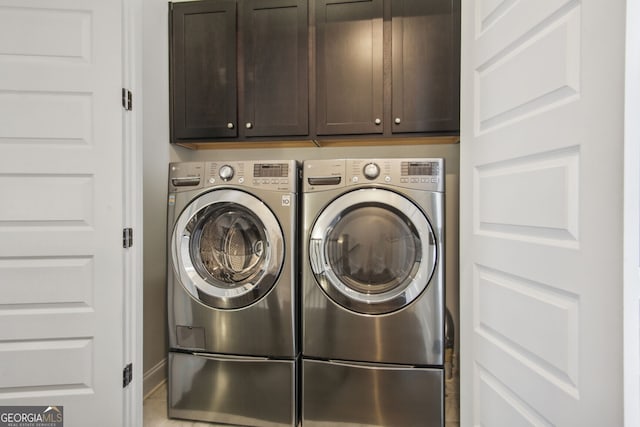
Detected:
left=144, top=382, right=222, bottom=426
left=143, top=380, right=459, bottom=426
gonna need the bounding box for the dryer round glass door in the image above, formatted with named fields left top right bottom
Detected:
left=172, top=189, right=284, bottom=309
left=309, top=188, right=437, bottom=314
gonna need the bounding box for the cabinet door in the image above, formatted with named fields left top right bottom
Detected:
left=170, top=0, right=237, bottom=140
left=243, top=0, right=308, bottom=137
left=391, top=0, right=460, bottom=133
left=316, top=0, right=383, bottom=135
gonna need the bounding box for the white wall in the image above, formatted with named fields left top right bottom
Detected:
left=142, top=0, right=192, bottom=396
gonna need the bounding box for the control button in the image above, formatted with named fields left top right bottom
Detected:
left=400, top=178, right=409, bottom=183
left=384, top=176, right=391, bottom=182
left=352, top=176, right=359, bottom=183
left=262, top=179, right=270, bottom=184
left=282, top=179, right=288, bottom=184
left=209, top=177, right=216, bottom=184
left=431, top=178, right=439, bottom=183
left=238, top=177, right=244, bottom=184
left=411, top=178, right=419, bottom=183
left=219, top=165, right=234, bottom=181
left=271, top=179, right=279, bottom=184
left=363, top=163, right=380, bottom=180
left=421, top=178, right=428, bottom=183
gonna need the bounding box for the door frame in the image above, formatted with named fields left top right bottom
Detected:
left=122, top=0, right=144, bottom=425
left=624, top=0, right=640, bottom=425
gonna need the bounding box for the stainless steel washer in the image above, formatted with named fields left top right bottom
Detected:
left=167, top=160, right=298, bottom=427
left=302, top=158, right=445, bottom=427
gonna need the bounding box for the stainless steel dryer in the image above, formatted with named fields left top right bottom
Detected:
left=302, top=158, right=445, bottom=427
left=167, top=160, right=298, bottom=427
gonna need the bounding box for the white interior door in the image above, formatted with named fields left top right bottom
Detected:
left=0, top=1, right=124, bottom=426
left=460, top=1, right=625, bottom=425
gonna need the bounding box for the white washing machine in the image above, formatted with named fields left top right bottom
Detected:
left=167, top=160, right=298, bottom=427
left=301, top=158, right=445, bottom=427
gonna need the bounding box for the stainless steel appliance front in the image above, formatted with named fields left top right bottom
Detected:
left=167, top=160, right=298, bottom=427
left=170, top=352, right=295, bottom=427
left=302, top=158, right=445, bottom=426
left=302, top=359, right=443, bottom=427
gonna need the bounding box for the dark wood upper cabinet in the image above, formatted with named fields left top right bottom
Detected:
left=391, top=0, right=460, bottom=133
left=170, top=0, right=237, bottom=140
left=170, top=0, right=308, bottom=142
left=315, top=0, right=459, bottom=137
left=169, top=0, right=459, bottom=144
left=242, top=0, right=308, bottom=137
left=315, top=0, right=384, bottom=136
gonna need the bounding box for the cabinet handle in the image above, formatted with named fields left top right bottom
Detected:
left=374, top=118, right=381, bottom=125
left=394, top=118, right=401, bottom=125
left=227, top=122, right=234, bottom=129
left=245, top=122, right=253, bottom=129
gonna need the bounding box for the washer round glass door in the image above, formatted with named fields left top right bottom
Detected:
left=172, top=189, right=284, bottom=309
left=309, top=188, right=437, bottom=314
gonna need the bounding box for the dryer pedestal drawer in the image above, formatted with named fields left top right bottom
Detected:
left=302, top=358, right=443, bottom=427
left=169, top=351, right=297, bottom=427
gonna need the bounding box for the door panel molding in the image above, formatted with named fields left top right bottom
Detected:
left=461, top=0, right=625, bottom=424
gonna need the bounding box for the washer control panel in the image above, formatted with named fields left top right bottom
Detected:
left=363, top=163, right=380, bottom=180
left=303, top=158, right=444, bottom=193
left=170, top=160, right=298, bottom=193
left=218, top=164, right=235, bottom=181
left=169, top=162, right=204, bottom=192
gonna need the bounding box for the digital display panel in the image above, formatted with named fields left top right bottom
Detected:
left=401, top=161, right=439, bottom=176
left=253, top=163, right=289, bottom=178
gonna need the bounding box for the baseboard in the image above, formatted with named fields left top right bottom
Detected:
left=143, top=357, right=167, bottom=399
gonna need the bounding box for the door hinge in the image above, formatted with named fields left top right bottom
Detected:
left=123, top=228, right=133, bottom=248
left=122, top=88, right=133, bottom=111
left=123, top=363, right=133, bottom=388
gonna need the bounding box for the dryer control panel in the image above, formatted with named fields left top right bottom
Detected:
left=303, top=158, right=444, bottom=193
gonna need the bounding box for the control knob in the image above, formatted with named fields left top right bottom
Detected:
left=219, top=165, right=234, bottom=181
left=363, top=163, right=380, bottom=180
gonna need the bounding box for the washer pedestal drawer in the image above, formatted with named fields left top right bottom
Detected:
left=302, top=358, right=443, bottom=427
left=169, top=351, right=297, bottom=427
